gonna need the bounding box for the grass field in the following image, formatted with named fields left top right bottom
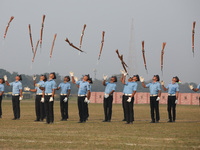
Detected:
left=0, top=98, right=200, bottom=150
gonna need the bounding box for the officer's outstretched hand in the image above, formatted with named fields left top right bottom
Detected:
left=103, top=75, right=107, bottom=80
left=69, top=71, right=74, bottom=77
left=161, top=80, right=164, bottom=86
left=140, top=76, right=144, bottom=82
left=189, top=85, right=194, bottom=90
left=33, top=75, right=36, bottom=81
left=24, top=87, right=30, bottom=91
left=74, top=76, right=78, bottom=82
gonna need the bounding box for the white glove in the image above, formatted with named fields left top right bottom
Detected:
left=140, top=76, right=144, bottom=82
left=24, top=87, right=30, bottom=91
left=41, top=97, right=44, bottom=103
left=33, top=75, right=36, bottom=81
left=120, top=69, right=125, bottom=74
left=161, top=80, right=164, bottom=86
left=4, top=75, right=7, bottom=81
left=175, top=99, right=178, bottom=104
left=74, top=76, right=78, bottom=82
left=49, top=97, right=53, bottom=102
left=189, top=85, right=194, bottom=90
left=156, top=97, right=160, bottom=101
left=104, top=94, right=109, bottom=98
left=35, top=84, right=40, bottom=88
left=63, top=97, right=68, bottom=102
left=84, top=97, right=88, bottom=103
left=103, top=75, right=107, bottom=80
left=69, top=71, right=74, bottom=77
left=127, top=97, right=132, bottom=103
left=87, top=100, right=90, bottom=104
left=19, top=96, right=23, bottom=101
left=123, top=72, right=127, bottom=76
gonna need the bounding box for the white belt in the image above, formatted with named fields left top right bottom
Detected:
left=45, top=93, right=52, bottom=96
left=78, top=95, right=86, bottom=97
left=168, top=94, right=176, bottom=96
left=36, top=93, right=43, bottom=95
left=12, top=94, right=19, bottom=96
left=124, top=94, right=132, bottom=96
left=60, top=94, right=67, bottom=96
left=150, top=94, right=158, bottom=97
left=105, top=94, right=112, bottom=96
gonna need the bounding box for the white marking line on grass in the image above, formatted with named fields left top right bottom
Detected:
left=123, top=143, right=200, bottom=148
left=0, top=138, right=74, bottom=144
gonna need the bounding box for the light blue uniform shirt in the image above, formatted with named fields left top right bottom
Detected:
left=166, top=82, right=179, bottom=94
left=146, top=82, right=161, bottom=95
left=76, top=81, right=90, bottom=95
left=197, top=84, right=200, bottom=90
left=10, top=81, right=22, bottom=94
left=43, top=79, right=57, bottom=94
left=88, top=84, right=92, bottom=92
left=35, top=81, right=44, bottom=94
left=123, top=82, right=138, bottom=94
left=104, top=82, right=116, bottom=94
left=0, top=84, right=4, bottom=92
left=58, top=82, right=71, bottom=94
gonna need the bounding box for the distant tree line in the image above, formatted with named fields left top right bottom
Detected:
left=0, top=69, right=198, bottom=94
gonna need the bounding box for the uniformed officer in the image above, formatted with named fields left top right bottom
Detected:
left=24, top=75, right=47, bottom=121
left=4, top=75, right=23, bottom=120
left=40, top=72, right=57, bottom=124
left=120, top=70, right=128, bottom=121
left=140, top=75, right=161, bottom=123
left=0, top=78, right=5, bottom=118
left=161, top=76, right=179, bottom=122
left=189, top=82, right=200, bottom=106
left=102, top=75, right=117, bottom=122
left=86, top=77, right=92, bottom=120
left=56, top=76, right=71, bottom=121
left=70, top=72, right=91, bottom=123
left=122, top=74, right=139, bottom=124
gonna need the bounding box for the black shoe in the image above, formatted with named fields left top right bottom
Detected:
left=40, top=119, right=44, bottom=122
left=156, top=120, right=159, bottom=123
left=45, top=122, right=50, bottom=124
left=150, top=120, right=155, bottom=123
left=107, top=120, right=111, bottom=122
left=122, top=119, right=126, bottom=121
left=172, top=120, right=175, bottom=122
left=12, top=118, right=17, bottom=120
left=125, top=122, right=130, bottom=124
left=0, top=116, right=2, bottom=118
left=168, top=120, right=172, bottom=123
left=60, top=119, right=64, bottom=121
left=34, top=119, right=40, bottom=122
left=78, top=121, right=83, bottom=123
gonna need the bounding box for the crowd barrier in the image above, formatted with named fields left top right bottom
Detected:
left=90, top=92, right=200, bottom=105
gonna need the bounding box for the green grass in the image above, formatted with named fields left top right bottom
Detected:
left=0, top=98, right=200, bottom=150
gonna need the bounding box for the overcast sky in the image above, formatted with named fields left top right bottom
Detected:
left=0, top=0, right=200, bottom=84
